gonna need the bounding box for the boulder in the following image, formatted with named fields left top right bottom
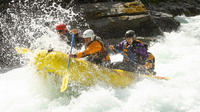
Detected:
left=150, top=11, right=180, bottom=32
left=142, top=0, right=200, bottom=16
left=79, top=1, right=163, bottom=39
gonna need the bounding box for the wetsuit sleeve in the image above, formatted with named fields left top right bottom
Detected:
left=114, top=40, right=126, bottom=51
left=75, top=41, right=102, bottom=58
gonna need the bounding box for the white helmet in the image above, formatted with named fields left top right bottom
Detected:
left=82, top=29, right=95, bottom=41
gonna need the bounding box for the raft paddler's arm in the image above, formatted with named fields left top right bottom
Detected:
left=114, top=40, right=127, bottom=52
left=109, top=41, right=125, bottom=53
left=73, top=41, right=102, bottom=58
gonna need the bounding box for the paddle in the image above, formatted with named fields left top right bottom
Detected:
left=113, top=48, right=136, bottom=64
left=15, top=47, right=32, bottom=54
left=143, top=74, right=169, bottom=80
left=15, top=35, right=75, bottom=92
left=60, top=34, right=75, bottom=92
left=113, top=48, right=169, bottom=80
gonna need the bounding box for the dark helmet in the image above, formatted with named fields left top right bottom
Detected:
left=125, top=30, right=136, bottom=38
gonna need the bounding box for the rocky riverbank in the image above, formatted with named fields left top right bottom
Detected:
left=142, top=0, right=200, bottom=17
left=0, top=0, right=200, bottom=70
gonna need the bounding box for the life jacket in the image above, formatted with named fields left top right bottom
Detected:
left=123, top=40, right=147, bottom=65
left=75, top=36, right=110, bottom=64
left=144, top=52, right=155, bottom=71
left=123, top=42, right=136, bottom=62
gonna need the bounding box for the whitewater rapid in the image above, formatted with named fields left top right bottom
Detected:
left=1, top=15, right=200, bottom=112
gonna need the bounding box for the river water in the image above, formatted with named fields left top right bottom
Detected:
left=1, top=2, right=200, bottom=112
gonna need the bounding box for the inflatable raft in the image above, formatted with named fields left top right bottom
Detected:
left=32, top=50, right=137, bottom=88
left=16, top=47, right=169, bottom=92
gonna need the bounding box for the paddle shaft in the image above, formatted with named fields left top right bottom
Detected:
left=67, top=34, right=75, bottom=69
left=114, top=48, right=137, bottom=64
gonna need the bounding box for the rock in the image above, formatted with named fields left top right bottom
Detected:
left=2, top=0, right=199, bottom=70
left=142, top=0, right=200, bottom=16
left=150, top=11, right=180, bottom=32
left=78, top=1, right=163, bottom=39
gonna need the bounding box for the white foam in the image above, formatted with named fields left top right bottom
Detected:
left=1, top=9, right=200, bottom=112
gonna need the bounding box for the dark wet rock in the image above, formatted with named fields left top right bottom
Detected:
left=78, top=1, right=163, bottom=39
left=142, top=0, right=200, bottom=16
left=150, top=11, right=180, bottom=32
left=0, top=0, right=12, bottom=14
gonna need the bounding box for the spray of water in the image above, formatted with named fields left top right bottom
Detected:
left=0, top=0, right=87, bottom=69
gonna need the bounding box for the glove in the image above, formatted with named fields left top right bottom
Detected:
left=70, top=29, right=78, bottom=34
left=109, top=45, right=114, bottom=50
left=47, top=48, right=54, bottom=53
left=69, top=54, right=76, bottom=58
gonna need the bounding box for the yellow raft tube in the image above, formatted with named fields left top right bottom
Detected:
left=32, top=50, right=137, bottom=88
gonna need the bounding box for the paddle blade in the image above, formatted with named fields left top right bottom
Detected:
left=15, top=47, right=32, bottom=54
left=154, top=76, right=170, bottom=80
left=60, top=75, right=69, bottom=92
left=143, top=75, right=169, bottom=80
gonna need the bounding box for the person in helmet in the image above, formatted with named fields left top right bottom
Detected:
left=56, top=23, right=83, bottom=49
left=143, top=44, right=156, bottom=75
left=109, top=30, right=148, bottom=73
left=70, top=29, right=110, bottom=66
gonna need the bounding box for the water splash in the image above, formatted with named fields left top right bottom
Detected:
left=1, top=2, right=200, bottom=112
left=0, top=0, right=87, bottom=69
